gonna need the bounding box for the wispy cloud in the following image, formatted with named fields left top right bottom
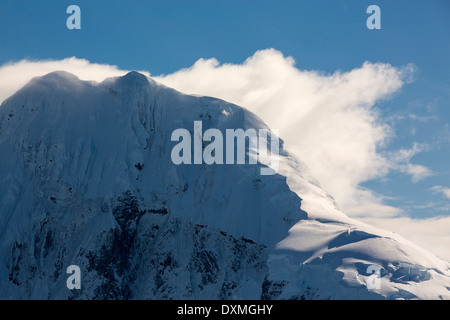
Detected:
left=407, top=113, right=438, bottom=123
left=155, top=49, right=423, bottom=215
left=430, top=185, right=450, bottom=199
left=386, top=143, right=432, bottom=182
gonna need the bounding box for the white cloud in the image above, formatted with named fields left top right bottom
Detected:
left=403, top=163, right=432, bottom=182
left=430, top=186, right=450, bottom=199
left=155, top=49, right=422, bottom=216
left=387, top=143, right=432, bottom=182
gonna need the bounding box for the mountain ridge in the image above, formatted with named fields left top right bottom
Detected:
left=0, top=71, right=449, bottom=300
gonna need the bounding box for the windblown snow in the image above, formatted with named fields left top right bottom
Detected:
left=0, top=71, right=449, bottom=300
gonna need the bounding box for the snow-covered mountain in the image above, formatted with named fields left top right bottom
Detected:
left=0, top=71, right=449, bottom=300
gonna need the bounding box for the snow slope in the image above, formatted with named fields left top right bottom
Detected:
left=0, top=71, right=449, bottom=300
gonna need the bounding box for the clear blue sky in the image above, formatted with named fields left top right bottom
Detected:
left=1, top=0, right=449, bottom=219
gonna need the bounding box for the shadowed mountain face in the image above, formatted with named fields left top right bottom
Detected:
left=0, top=71, right=449, bottom=300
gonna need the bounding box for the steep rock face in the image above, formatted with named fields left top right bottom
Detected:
left=0, top=71, right=449, bottom=300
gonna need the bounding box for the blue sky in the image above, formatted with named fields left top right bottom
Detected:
left=1, top=1, right=449, bottom=76
left=1, top=1, right=449, bottom=253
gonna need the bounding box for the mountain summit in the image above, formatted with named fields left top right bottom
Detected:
left=0, top=71, right=449, bottom=299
